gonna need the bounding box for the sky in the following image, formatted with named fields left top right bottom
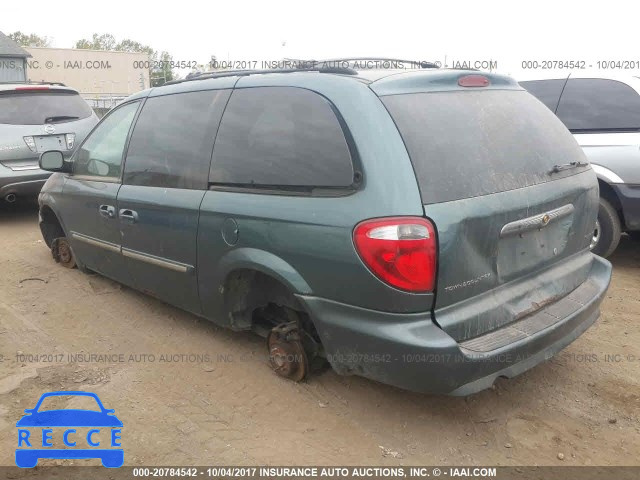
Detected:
left=4, top=0, right=640, bottom=77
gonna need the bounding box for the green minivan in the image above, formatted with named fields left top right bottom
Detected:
left=37, top=61, right=611, bottom=395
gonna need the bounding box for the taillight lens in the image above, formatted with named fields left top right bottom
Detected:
left=65, top=133, right=76, bottom=150
left=23, top=136, right=37, bottom=152
left=353, top=217, right=437, bottom=292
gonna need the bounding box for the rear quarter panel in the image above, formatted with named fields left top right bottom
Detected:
left=197, top=74, right=432, bottom=325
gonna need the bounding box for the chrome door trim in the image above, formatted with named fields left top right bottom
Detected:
left=121, top=247, right=192, bottom=274
left=71, top=231, right=121, bottom=253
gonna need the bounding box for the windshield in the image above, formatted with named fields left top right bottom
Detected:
left=382, top=90, right=589, bottom=204
left=0, top=91, right=93, bottom=125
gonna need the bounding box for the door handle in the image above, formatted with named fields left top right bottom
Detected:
left=99, top=204, right=116, bottom=219
left=119, top=209, right=138, bottom=223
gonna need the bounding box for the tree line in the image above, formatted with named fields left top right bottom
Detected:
left=8, top=31, right=176, bottom=86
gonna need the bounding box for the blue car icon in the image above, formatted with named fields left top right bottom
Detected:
left=16, top=391, right=123, bottom=468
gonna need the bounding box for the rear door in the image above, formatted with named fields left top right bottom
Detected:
left=380, top=86, right=598, bottom=341
left=117, top=89, right=231, bottom=314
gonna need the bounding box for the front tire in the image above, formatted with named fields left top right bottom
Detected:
left=591, top=198, right=621, bottom=258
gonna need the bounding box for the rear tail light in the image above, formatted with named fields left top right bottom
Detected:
left=353, top=217, right=437, bottom=292
left=23, top=136, right=37, bottom=152
left=65, top=133, right=76, bottom=150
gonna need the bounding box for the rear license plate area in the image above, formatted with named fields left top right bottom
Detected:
left=36, top=135, right=65, bottom=152
left=497, top=214, right=574, bottom=281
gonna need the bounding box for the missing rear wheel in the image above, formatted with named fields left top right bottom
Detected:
left=51, top=237, right=77, bottom=269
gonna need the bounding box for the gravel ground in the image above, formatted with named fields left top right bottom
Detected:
left=1, top=202, right=638, bottom=466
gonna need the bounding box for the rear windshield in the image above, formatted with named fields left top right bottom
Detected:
left=382, top=90, right=588, bottom=204
left=0, top=90, right=93, bottom=125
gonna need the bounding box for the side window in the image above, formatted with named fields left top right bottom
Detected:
left=123, top=90, right=230, bottom=190
left=74, top=101, right=139, bottom=179
left=556, top=78, right=640, bottom=131
left=520, top=79, right=565, bottom=112
left=210, top=87, right=354, bottom=188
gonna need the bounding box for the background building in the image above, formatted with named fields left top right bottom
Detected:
left=25, top=47, right=150, bottom=109
left=0, top=31, right=30, bottom=82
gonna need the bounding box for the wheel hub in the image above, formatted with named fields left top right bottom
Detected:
left=267, top=322, right=308, bottom=382
left=52, top=237, right=76, bottom=269
left=590, top=219, right=601, bottom=250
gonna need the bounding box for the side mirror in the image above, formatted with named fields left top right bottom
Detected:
left=39, top=150, right=69, bottom=172
left=23, top=409, right=35, bottom=414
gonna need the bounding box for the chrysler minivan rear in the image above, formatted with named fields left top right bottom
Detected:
left=301, top=70, right=612, bottom=395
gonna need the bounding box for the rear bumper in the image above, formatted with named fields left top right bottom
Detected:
left=297, top=254, right=611, bottom=395
left=612, top=183, right=640, bottom=231
left=0, top=169, right=50, bottom=198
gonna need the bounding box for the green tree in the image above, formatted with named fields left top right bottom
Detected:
left=151, top=51, right=175, bottom=87
left=74, top=33, right=176, bottom=87
left=74, top=33, right=116, bottom=50
left=8, top=31, right=51, bottom=47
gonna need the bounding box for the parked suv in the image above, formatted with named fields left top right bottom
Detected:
left=37, top=63, right=612, bottom=395
left=0, top=83, right=98, bottom=203
left=520, top=73, right=640, bottom=257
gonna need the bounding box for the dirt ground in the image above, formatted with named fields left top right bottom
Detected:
left=1, top=201, right=639, bottom=467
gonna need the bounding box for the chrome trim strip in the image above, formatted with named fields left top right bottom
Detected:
left=9, top=165, right=40, bottom=171
left=500, top=204, right=575, bottom=238
left=71, top=232, right=121, bottom=253
left=121, top=248, right=190, bottom=273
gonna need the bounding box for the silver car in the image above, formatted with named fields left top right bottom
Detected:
left=520, top=73, right=640, bottom=257
left=0, top=83, right=98, bottom=203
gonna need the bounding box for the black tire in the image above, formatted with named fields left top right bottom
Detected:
left=591, top=198, right=622, bottom=258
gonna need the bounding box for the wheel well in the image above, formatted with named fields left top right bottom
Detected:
left=598, top=180, right=625, bottom=229
left=222, top=269, right=320, bottom=341
left=39, top=206, right=65, bottom=248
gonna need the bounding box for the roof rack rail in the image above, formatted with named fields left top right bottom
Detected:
left=163, top=65, right=359, bottom=86
left=316, top=57, right=440, bottom=69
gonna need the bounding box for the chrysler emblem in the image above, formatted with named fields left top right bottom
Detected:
left=541, top=214, right=551, bottom=226
left=44, top=124, right=55, bottom=134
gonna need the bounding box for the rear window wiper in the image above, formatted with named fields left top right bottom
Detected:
left=44, top=115, right=79, bottom=124
left=549, top=161, right=589, bottom=174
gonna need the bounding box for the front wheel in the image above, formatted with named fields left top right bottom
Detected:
left=590, top=198, right=621, bottom=258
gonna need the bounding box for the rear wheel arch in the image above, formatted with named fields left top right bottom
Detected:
left=597, top=179, right=623, bottom=220
left=221, top=268, right=306, bottom=331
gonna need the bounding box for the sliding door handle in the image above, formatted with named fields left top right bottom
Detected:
left=119, top=209, right=138, bottom=223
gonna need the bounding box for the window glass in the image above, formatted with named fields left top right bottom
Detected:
left=0, top=91, right=93, bottom=125
left=519, top=79, right=565, bottom=112
left=124, top=90, right=230, bottom=190
left=74, top=101, right=139, bottom=179
left=210, top=87, right=354, bottom=188
left=556, top=78, right=640, bottom=131
left=382, top=90, right=588, bottom=204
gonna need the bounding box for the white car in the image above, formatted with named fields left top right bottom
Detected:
left=519, top=72, right=640, bottom=257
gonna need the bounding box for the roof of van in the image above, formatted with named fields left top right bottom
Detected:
left=130, top=66, right=520, bottom=101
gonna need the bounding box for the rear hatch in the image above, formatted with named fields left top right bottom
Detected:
left=0, top=87, right=96, bottom=169
left=377, top=72, right=598, bottom=341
